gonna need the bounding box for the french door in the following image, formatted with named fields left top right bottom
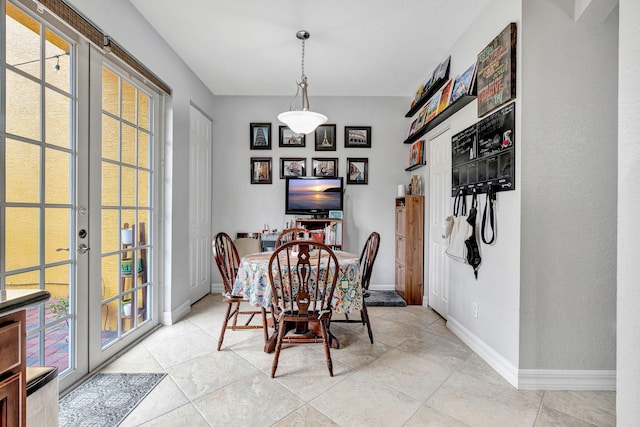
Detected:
left=1, top=0, right=161, bottom=391
left=86, top=51, right=161, bottom=371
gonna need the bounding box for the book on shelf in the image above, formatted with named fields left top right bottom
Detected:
left=437, top=79, right=454, bottom=113
left=425, top=91, right=441, bottom=122
left=409, top=140, right=424, bottom=167
left=451, top=62, right=477, bottom=104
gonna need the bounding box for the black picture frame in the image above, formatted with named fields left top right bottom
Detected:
left=278, top=126, right=305, bottom=147
left=280, top=157, right=306, bottom=179
left=314, top=124, right=337, bottom=151
left=311, top=157, right=338, bottom=177
left=250, top=157, right=272, bottom=184
left=347, top=157, right=368, bottom=185
left=250, top=123, right=271, bottom=150
left=344, top=126, right=371, bottom=148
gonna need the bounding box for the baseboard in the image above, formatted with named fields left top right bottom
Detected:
left=518, top=369, right=616, bottom=391
left=369, top=284, right=396, bottom=291
left=447, top=316, right=519, bottom=388
left=161, top=299, right=191, bottom=325
left=447, top=316, right=617, bottom=391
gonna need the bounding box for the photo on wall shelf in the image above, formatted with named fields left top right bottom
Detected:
left=409, top=140, right=425, bottom=168
left=450, top=62, right=477, bottom=104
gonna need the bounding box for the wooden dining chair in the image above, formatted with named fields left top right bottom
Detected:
left=332, top=231, right=380, bottom=343
left=268, top=240, right=340, bottom=377
left=274, top=227, right=307, bottom=248
left=212, top=232, right=268, bottom=351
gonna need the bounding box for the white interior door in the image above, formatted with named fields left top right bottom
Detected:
left=189, top=105, right=213, bottom=303
left=428, top=129, right=452, bottom=318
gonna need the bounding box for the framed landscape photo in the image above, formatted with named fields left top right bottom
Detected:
left=314, top=124, right=337, bottom=151
left=347, top=157, right=368, bottom=185
left=250, top=123, right=271, bottom=150
left=344, top=126, right=371, bottom=148
left=312, top=157, right=338, bottom=177
left=251, top=157, right=272, bottom=184
left=280, top=157, right=306, bottom=179
left=279, top=126, right=305, bottom=147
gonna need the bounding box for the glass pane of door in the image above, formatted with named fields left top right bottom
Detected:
left=99, top=65, right=154, bottom=348
left=2, top=0, right=75, bottom=375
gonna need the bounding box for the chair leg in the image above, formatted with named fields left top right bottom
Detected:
left=319, top=319, right=334, bottom=377
left=218, top=302, right=233, bottom=351
left=261, top=307, right=269, bottom=343
left=361, top=304, right=374, bottom=344
left=271, top=318, right=287, bottom=378
left=231, top=301, right=241, bottom=329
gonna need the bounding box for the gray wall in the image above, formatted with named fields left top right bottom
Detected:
left=520, top=0, right=618, bottom=370
left=210, top=95, right=409, bottom=288
left=617, top=0, right=640, bottom=423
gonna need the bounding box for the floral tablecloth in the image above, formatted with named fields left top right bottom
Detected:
left=231, top=250, right=362, bottom=314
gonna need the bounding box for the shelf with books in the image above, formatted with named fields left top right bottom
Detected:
left=403, top=94, right=476, bottom=145
left=405, top=56, right=451, bottom=118
left=405, top=77, right=448, bottom=118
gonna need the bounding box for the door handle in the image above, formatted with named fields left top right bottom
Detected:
left=77, top=244, right=90, bottom=254
left=56, top=248, right=70, bottom=252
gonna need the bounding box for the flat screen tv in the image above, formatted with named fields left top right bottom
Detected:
left=285, top=176, right=343, bottom=217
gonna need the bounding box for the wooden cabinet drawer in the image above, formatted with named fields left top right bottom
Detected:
left=0, top=372, right=22, bottom=427
left=0, top=322, right=21, bottom=374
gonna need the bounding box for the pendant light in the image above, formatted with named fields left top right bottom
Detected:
left=277, top=30, right=328, bottom=135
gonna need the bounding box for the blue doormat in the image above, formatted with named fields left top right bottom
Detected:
left=366, top=290, right=407, bottom=307
left=58, top=373, right=165, bottom=426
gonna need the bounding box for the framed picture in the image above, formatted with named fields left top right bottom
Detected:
left=250, top=157, right=272, bottom=184
left=347, top=157, right=368, bottom=185
left=279, top=126, right=305, bottom=147
left=344, top=126, right=371, bottom=148
left=311, top=157, right=338, bottom=177
left=314, top=124, right=336, bottom=151
left=250, top=123, right=271, bottom=150
left=280, top=157, right=306, bottom=179
left=409, top=139, right=425, bottom=167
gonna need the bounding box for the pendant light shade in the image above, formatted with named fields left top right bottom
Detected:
left=278, top=31, right=327, bottom=135
left=278, top=110, right=327, bottom=135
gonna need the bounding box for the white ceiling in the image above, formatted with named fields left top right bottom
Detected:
left=128, top=0, right=492, bottom=97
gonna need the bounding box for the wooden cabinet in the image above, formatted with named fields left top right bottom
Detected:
left=294, top=218, right=343, bottom=250
left=395, top=196, right=424, bottom=305
left=0, top=311, right=26, bottom=426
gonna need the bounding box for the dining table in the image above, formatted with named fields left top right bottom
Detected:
left=231, top=249, right=363, bottom=352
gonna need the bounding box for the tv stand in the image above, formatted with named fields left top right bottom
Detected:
left=295, top=218, right=343, bottom=250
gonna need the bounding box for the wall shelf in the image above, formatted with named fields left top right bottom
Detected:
left=405, top=163, right=426, bottom=171
left=403, top=94, right=476, bottom=145
left=404, top=77, right=448, bottom=118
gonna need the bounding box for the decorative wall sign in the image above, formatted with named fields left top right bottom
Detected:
left=451, top=102, right=515, bottom=195
left=476, top=23, right=517, bottom=117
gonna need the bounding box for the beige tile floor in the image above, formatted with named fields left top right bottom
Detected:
left=100, top=294, right=615, bottom=426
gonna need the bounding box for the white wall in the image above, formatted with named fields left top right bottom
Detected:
left=520, top=0, right=618, bottom=371
left=617, top=0, right=640, bottom=423
left=66, top=0, right=217, bottom=321
left=210, top=96, right=409, bottom=288
left=414, top=0, right=523, bottom=376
